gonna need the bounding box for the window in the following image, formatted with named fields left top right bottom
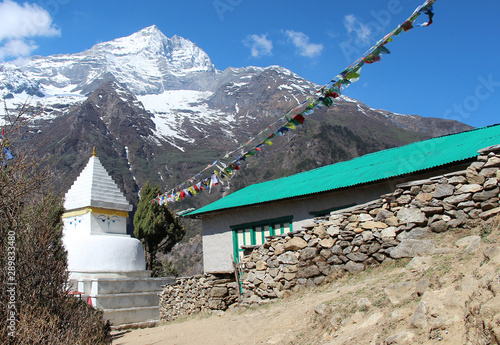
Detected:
left=231, top=216, right=293, bottom=263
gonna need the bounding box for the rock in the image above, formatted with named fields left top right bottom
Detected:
left=484, top=156, right=500, bottom=168
left=481, top=199, right=499, bottom=211
left=326, top=225, right=340, bottom=237
left=360, top=312, right=384, bottom=328
left=443, top=193, right=471, bottom=204
left=473, top=187, right=499, bottom=202
left=421, top=206, right=443, bottom=215
left=318, top=238, right=335, bottom=248
left=361, top=231, right=374, bottom=242
left=299, top=247, right=317, bottom=261
left=406, top=256, right=432, bottom=271
left=448, top=175, right=467, bottom=185
left=409, top=301, right=428, bottom=329
left=313, top=224, right=327, bottom=238
left=320, top=248, right=333, bottom=260
left=347, top=252, right=368, bottom=262
left=372, top=253, right=385, bottom=262
left=466, top=167, right=486, bottom=184
left=430, top=220, right=448, bottom=233
left=396, top=227, right=431, bottom=241
left=277, top=252, right=298, bottom=264
left=381, top=226, right=396, bottom=240
left=421, top=184, right=435, bottom=193
left=415, top=192, right=433, bottom=203
left=361, top=221, right=388, bottom=230
left=331, top=245, right=343, bottom=255
left=297, top=265, right=321, bottom=278
left=396, top=194, right=412, bottom=204
left=455, top=235, right=481, bottom=253
left=386, top=331, right=415, bottom=344
left=478, top=144, right=500, bottom=154
left=313, top=276, right=325, bottom=286
left=397, top=208, right=426, bottom=225
left=456, top=184, right=483, bottom=194
left=344, top=261, right=364, bottom=274
left=433, top=183, right=455, bottom=198
left=457, top=200, right=476, bottom=209
left=375, top=208, right=394, bottom=221
left=255, top=260, right=267, bottom=270
left=484, top=178, right=498, bottom=190
left=274, top=244, right=285, bottom=256
left=390, top=239, right=435, bottom=258
left=368, top=242, right=381, bottom=254
left=410, top=186, right=421, bottom=195
left=385, top=216, right=399, bottom=226
left=284, top=237, right=307, bottom=251
left=480, top=206, right=500, bottom=220
left=357, top=298, right=372, bottom=310
left=314, top=303, right=329, bottom=315
left=385, top=281, right=416, bottom=306
left=480, top=168, right=499, bottom=178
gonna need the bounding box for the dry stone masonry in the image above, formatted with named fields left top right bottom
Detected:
left=160, top=145, right=500, bottom=321
left=159, top=274, right=238, bottom=322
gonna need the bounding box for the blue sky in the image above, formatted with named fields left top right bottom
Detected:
left=1, top=0, right=499, bottom=128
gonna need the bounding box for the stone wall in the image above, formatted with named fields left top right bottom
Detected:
left=160, top=145, right=500, bottom=320
left=159, top=273, right=238, bottom=322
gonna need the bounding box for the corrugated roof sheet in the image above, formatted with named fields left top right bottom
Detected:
left=187, top=124, right=500, bottom=216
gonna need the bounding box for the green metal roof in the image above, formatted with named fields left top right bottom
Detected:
left=187, top=124, right=500, bottom=217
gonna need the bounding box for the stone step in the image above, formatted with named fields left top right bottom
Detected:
left=92, top=291, right=160, bottom=309
left=89, top=277, right=174, bottom=295
left=103, top=306, right=160, bottom=326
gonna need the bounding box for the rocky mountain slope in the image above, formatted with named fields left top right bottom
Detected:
left=0, top=26, right=473, bottom=274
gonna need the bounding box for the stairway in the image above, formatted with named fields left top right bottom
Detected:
left=71, top=275, right=174, bottom=327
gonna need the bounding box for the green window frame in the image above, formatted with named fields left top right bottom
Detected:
left=231, top=216, right=293, bottom=263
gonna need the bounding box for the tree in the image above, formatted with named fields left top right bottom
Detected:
left=0, top=109, right=111, bottom=343
left=134, top=181, right=185, bottom=274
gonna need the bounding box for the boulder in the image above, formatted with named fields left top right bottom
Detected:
left=284, top=237, right=307, bottom=251
left=318, top=238, right=336, bottom=248
left=466, top=167, right=486, bottom=184
left=430, top=220, right=448, bottom=233
left=433, top=184, right=455, bottom=198
left=297, top=265, right=321, bottom=278
left=473, top=187, right=499, bottom=202
left=390, top=239, right=435, bottom=258
left=397, top=208, right=426, bottom=225
left=484, top=178, right=498, bottom=190
left=443, top=193, right=471, bottom=204
left=456, top=184, right=483, bottom=194
left=484, top=156, right=500, bottom=168
left=345, top=261, right=365, bottom=274
left=299, top=247, right=317, bottom=261
left=277, top=252, right=298, bottom=264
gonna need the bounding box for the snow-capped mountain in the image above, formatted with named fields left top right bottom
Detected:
left=0, top=26, right=473, bottom=212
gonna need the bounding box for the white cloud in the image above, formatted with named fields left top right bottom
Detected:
left=0, top=0, right=60, bottom=60
left=343, top=14, right=372, bottom=43
left=284, top=30, right=323, bottom=58
left=0, top=39, right=37, bottom=61
left=244, top=34, right=273, bottom=58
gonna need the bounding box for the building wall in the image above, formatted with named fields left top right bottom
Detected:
left=201, top=163, right=471, bottom=273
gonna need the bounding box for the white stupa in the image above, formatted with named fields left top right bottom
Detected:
left=61, top=149, right=174, bottom=327
left=61, top=148, right=146, bottom=276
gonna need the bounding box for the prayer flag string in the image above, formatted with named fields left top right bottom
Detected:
left=153, top=0, right=437, bottom=205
